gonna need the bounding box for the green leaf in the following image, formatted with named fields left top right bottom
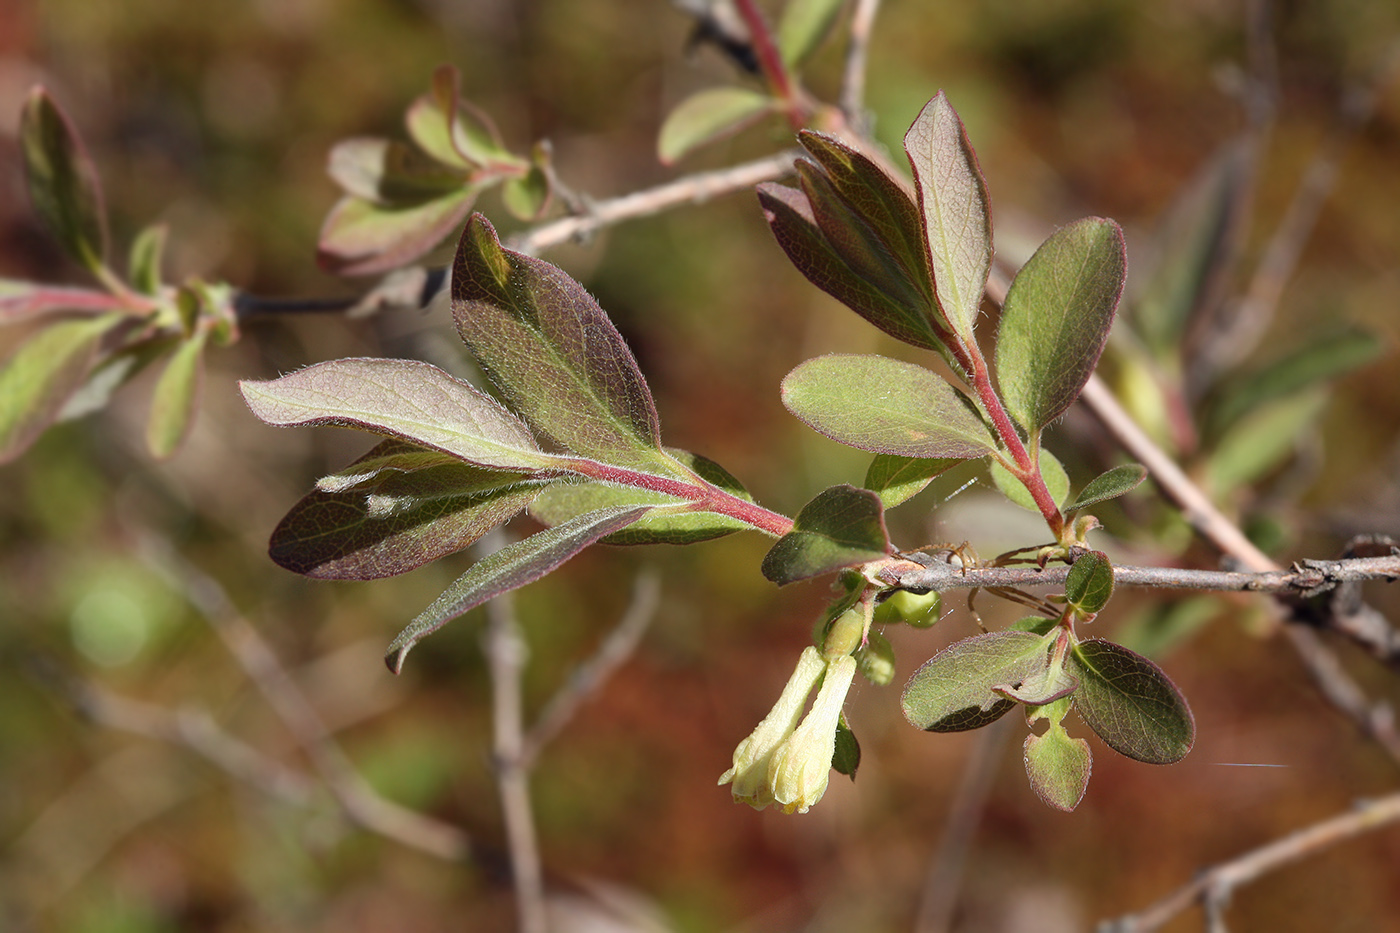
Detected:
left=1064, top=550, right=1114, bottom=616
left=1131, top=141, right=1250, bottom=356
left=0, top=312, right=123, bottom=463
left=529, top=448, right=751, bottom=545
left=317, top=188, right=477, bottom=276
left=1205, top=388, right=1328, bottom=494
left=992, top=662, right=1078, bottom=705
left=832, top=716, right=861, bottom=779
left=405, top=65, right=517, bottom=170
left=452, top=214, right=678, bottom=474
left=20, top=87, right=108, bottom=274
left=757, top=183, right=945, bottom=352
left=127, top=223, right=167, bottom=296
left=657, top=87, right=776, bottom=164
left=995, top=218, right=1126, bottom=434
left=145, top=329, right=208, bottom=460
left=239, top=357, right=562, bottom=473
left=777, top=0, right=845, bottom=67
left=901, top=630, right=1052, bottom=731
left=270, top=440, right=541, bottom=580
left=782, top=354, right=996, bottom=458
left=989, top=449, right=1069, bottom=512
left=327, top=138, right=468, bottom=203
left=1063, top=463, right=1147, bottom=513
left=761, top=484, right=890, bottom=585
left=1068, top=638, right=1195, bottom=764
left=1009, top=615, right=1057, bottom=636
left=1023, top=712, right=1092, bottom=812
left=863, top=454, right=960, bottom=508
left=385, top=504, right=652, bottom=673
left=903, top=92, right=992, bottom=342
left=501, top=148, right=551, bottom=221
left=1204, top=327, right=1383, bottom=442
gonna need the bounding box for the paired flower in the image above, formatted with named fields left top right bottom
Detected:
left=718, top=645, right=859, bottom=814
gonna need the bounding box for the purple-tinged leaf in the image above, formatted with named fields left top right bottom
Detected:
left=1068, top=638, right=1195, bottom=764
left=1063, top=463, right=1147, bottom=513
left=995, top=218, right=1126, bottom=434
left=863, top=454, right=960, bottom=509
left=0, top=279, right=134, bottom=323
left=318, top=188, right=476, bottom=277
left=327, top=138, right=468, bottom=203
left=127, top=223, right=167, bottom=296
left=903, top=93, right=993, bottom=342
left=452, top=214, right=677, bottom=474
left=271, top=440, right=541, bottom=580
left=1024, top=717, right=1092, bottom=811
left=20, top=87, right=109, bottom=275
left=385, top=504, right=652, bottom=672
left=145, top=329, right=208, bottom=460
left=758, top=183, right=944, bottom=351
left=239, top=357, right=561, bottom=472
left=0, top=312, right=124, bottom=463
left=657, top=87, right=776, bottom=164
left=761, top=484, right=889, bottom=585
left=902, top=630, right=1052, bottom=731
left=782, top=354, right=996, bottom=458
left=530, top=448, right=751, bottom=545
left=405, top=64, right=517, bottom=170
left=989, top=449, right=1069, bottom=512
left=777, top=0, right=845, bottom=68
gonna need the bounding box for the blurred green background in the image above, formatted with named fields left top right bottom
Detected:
left=2, top=1, right=1399, bottom=930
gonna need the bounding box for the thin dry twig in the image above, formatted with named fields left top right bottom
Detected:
left=839, top=0, right=883, bottom=128
left=1099, top=789, right=1400, bottom=933
left=137, top=535, right=470, bottom=861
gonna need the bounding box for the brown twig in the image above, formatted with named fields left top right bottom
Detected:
left=1098, top=789, right=1400, bottom=933
left=839, top=0, right=883, bottom=128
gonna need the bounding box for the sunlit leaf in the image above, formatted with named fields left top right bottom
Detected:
left=989, top=449, right=1069, bottom=512
left=777, top=0, right=845, bottom=67
left=903, top=92, right=992, bottom=342
left=127, top=223, right=167, bottom=296
left=761, top=484, right=889, bottom=585
left=501, top=149, right=551, bottom=221
left=385, top=504, right=652, bottom=673
left=902, top=630, right=1052, bottom=731
left=1068, top=638, right=1195, bottom=764
left=452, top=214, right=679, bottom=474
left=406, top=65, right=518, bottom=170
left=1064, top=550, right=1114, bottom=616
left=529, top=448, right=751, bottom=545
left=1063, top=463, right=1147, bottom=513
left=271, top=440, right=541, bottom=580
left=863, top=454, right=960, bottom=508
left=757, top=182, right=944, bottom=351
left=657, top=87, right=776, bottom=164
left=239, top=357, right=561, bottom=472
left=20, top=87, right=108, bottom=274
left=995, top=218, right=1126, bottom=434
left=327, top=138, right=467, bottom=203
left=782, top=354, right=996, bottom=458
left=0, top=312, right=123, bottom=463
left=318, top=188, right=477, bottom=276
left=1024, top=712, right=1092, bottom=812
left=145, top=329, right=208, bottom=460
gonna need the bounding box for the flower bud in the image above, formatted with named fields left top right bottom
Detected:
left=822, top=606, right=865, bottom=659
left=767, top=654, right=857, bottom=814
left=718, top=646, right=826, bottom=809
left=855, top=630, right=896, bottom=686
left=873, top=589, right=942, bottom=628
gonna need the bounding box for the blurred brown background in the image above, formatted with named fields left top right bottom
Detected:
left=2, top=1, right=1399, bottom=931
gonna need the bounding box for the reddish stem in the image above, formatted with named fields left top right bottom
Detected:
left=561, top=457, right=795, bottom=538
left=734, top=0, right=801, bottom=125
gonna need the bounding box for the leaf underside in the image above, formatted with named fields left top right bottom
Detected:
left=902, top=630, right=1052, bottom=732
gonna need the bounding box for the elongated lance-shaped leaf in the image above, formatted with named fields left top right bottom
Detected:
left=902, top=630, right=1052, bottom=731
left=20, top=87, right=109, bottom=274
left=1068, top=638, right=1195, bottom=764
left=145, top=329, right=208, bottom=460
left=1064, top=550, right=1114, bottom=616
left=995, top=218, right=1126, bottom=434
left=127, top=223, right=167, bottom=296
left=762, top=484, right=890, bottom=584
left=453, top=214, right=678, bottom=474
left=783, top=354, right=996, bottom=458
left=758, top=183, right=945, bottom=351
left=903, top=92, right=993, bottom=342
left=777, top=0, right=845, bottom=67
left=0, top=312, right=123, bottom=463
left=530, top=448, right=753, bottom=545
left=657, top=87, right=776, bottom=164
left=385, top=504, right=652, bottom=672
left=864, top=454, right=961, bottom=509
left=1063, top=463, right=1147, bottom=513
left=272, top=440, right=542, bottom=580
left=239, top=357, right=562, bottom=472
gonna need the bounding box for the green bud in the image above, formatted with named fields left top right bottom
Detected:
left=855, top=630, right=895, bottom=686
left=872, top=589, right=941, bottom=628
left=822, top=606, right=865, bottom=659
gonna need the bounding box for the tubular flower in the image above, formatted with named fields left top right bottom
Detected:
left=719, top=646, right=826, bottom=810
left=768, top=653, right=857, bottom=814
